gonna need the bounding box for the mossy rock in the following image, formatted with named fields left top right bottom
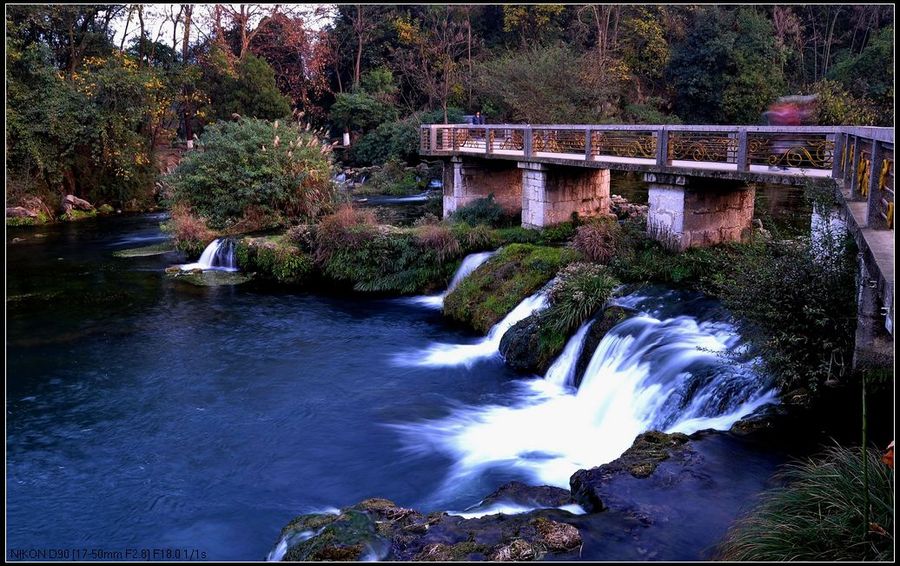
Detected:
left=61, top=209, right=98, bottom=222
left=169, top=270, right=253, bottom=287
left=113, top=242, right=175, bottom=257
left=444, top=244, right=581, bottom=333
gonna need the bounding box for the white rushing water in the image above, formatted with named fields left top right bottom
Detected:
left=178, top=238, right=238, bottom=272
left=394, top=290, right=549, bottom=368
left=447, top=501, right=586, bottom=519
left=544, top=319, right=594, bottom=387
left=393, top=293, right=777, bottom=491
left=406, top=251, right=496, bottom=310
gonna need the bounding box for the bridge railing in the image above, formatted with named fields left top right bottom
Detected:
left=421, top=124, right=853, bottom=173
left=834, top=128, right=895, bottom=230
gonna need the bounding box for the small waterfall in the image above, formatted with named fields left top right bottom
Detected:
left=406, top=251, right=495, bottom=310
left=394, top=290, right=549, bottom=367
left=392, top=290, right=776, bottom=491
left=544, top=320, right=594, bottom=388
left=178, top=239, right=238, bottom=272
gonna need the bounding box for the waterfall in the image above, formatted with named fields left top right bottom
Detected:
left=394, top=290, right=549, bottom=367
left=391, top=290, right=776, bottom=491
left=544, top=320, right=594, bottom=388
left=178, top=239, right=238, bottom=272
left=406, top=251, right=495, bottom=310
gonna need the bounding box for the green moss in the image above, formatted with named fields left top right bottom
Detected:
left=113, top=242, right=175, bottom=257
left=443, top=244, right=581, bottom=333
left=6, top=211, right=51, bottom=226
left=98, top=204, right=115, bottom=215
left=61, top=209, right=98, bottom=222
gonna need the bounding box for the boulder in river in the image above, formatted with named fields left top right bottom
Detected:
left=272, top=496, right=583, bottom=561
left=63, top=194, right=95, bottom=212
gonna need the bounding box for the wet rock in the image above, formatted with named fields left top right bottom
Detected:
left=480, top=481, right=574, bottom=509
left=570, top=431, right=692, bottom=512
left=498, top=315, right=547, bottom=374
left=7, top=206, right=37, bottom=218
left=572, top=306, right=635, bottom=387
left=729, top=403, right=790, bottom=436
left=490, top=538, right=537, bottom=561
left=610, top=194, right=648, bottom=221
left=783, top=387, right=811, bottom=408
left=273, top=497, right=583, bottom=561
left=63, top=194, right=94, bottom=212
left=531, top=517, right=582, bottom=551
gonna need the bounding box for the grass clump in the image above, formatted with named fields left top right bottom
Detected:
left=444, top=243, right=581, bottom=333
left=450, top=194, right=507, bottom=227
left=545, top=262, right=620, bottom=334
left=572, top=217, right=621, bottom=264
left=717, top=444, right=894, bottom=561
left=236, top=236, right=313, bottom=284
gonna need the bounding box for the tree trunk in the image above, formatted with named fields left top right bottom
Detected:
left=182, top=4, right=193, bottom=145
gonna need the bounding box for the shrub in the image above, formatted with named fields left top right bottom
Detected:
left=573, top=217, right=621, bottom=264
left=717, top=444, right=894, bottom=561
left=444, top=244, right=582, bottom=333
left=162, top=203, right=217, bottom=256
left=450, top=194, right=505, bottom=227
left=237, top=237, right=313, bottom=284
left=546, top=262, right=621, bottom=334
left=286, top=223, right=317, bottom=253
left=170, top=117, right=335, bottom=230
left=314, top=206, right=379, bottom=264
left=415, top=223, right=460, bottom=264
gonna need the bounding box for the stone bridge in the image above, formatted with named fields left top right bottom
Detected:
left=420, top=123, right=894, bottom=369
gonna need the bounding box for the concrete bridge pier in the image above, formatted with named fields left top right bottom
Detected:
left=520, top=163, right=611, bottom=228
left=442, top=156, right=522, bottom=219
left=645, top=173, right=755, bottom=251
left=853, top=255, right=894, bottom=370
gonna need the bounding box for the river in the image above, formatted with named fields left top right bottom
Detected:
left=7, top=213, right=787, bottom=560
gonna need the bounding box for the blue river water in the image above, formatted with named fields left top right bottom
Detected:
left=7, top=213, right=785, bottom=560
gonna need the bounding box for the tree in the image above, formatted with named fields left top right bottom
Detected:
left=393, top=7, right=467, bottom=123
left=203, top=48, right=291, bottom=121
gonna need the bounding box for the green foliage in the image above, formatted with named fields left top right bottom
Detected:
left=329, top=91, right=398, bottom=134
left=812, top=79, right=877, bottom=126
left=205, top=50, right=291, bottom=121
left=475, top=45, right=625, bottom=123
left=827, top=27, right=894, bottom=126
left=705, top=236, right=858, bottom=393
left=545, top=262, right=621, bottom=334
left=450, top=194, right=506, bottom=227
left=349, top=108, right=464, bottom=166
left=718, top=444, right=894, bottom=561
left=443, top=244, right=581, bottom=333
left=668, top=7, right=784, bottom=124
left=238, top=237, right=314, bottom=284
left=356, top=159, right=425, bottom=196
left=170, top=118, right=335, bottom=230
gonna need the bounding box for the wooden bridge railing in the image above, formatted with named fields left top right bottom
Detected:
left=421, top=123, right=893, bottom=229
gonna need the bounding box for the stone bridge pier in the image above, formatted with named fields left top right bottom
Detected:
left=441, top=157, right=611, bottom=227
left=442, top=156, right=522, bottom=218
left=645, top=173, right=755, bottom=251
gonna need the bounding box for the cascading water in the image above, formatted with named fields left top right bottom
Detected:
left=391, top=290, right=776, bottom=496
left=393, top=290, right=548, bottom=368
left=178, top=238, right=238, bottom=272
left=544, top=319, right=594, bottom=387
left=406, top=251, right=496, bottom=310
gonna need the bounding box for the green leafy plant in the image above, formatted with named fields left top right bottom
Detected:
left=717, top=444, right=894, bottom=561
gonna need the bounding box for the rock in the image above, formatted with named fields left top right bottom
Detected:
left=63, top=194, right=94, bottom=212
left=7, top=206, right=37, bottom=218
left=490, top=539, right=537, bottom=561
left=783, top=387, right=811, bottom=408
left=273, top=496, right=584, bottom=562
left=499, top=315, right=546, bottom=374
left=572, top=306, right=635, bottom=387
left=610, top=194, right=648, bottom=220
left=479, top=481, right=574, bottom=509
left=98, top=204, right=115, bottom=215
left=570, top=431, right=692, bottom=512
left=531, top=517, right=582, bottom=551
left=729, top=403, right=790, bottom=436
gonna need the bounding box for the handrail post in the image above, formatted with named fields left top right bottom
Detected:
left=524, top=126, right=533, bottom=160
left=849, top=136, right=862, bottom=198
left=866, top=139, right=884, bottom=228
left=486, top=126, right=493, bottom=156
left=736, top=128, right=749, bottom=172
left=429, top=126, right=437, bottom=153
left=584, top=127, right=592, bottom=161
left=656, top=127, right=670, bottom=167
left=831, top=132, right=845, bottom=179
